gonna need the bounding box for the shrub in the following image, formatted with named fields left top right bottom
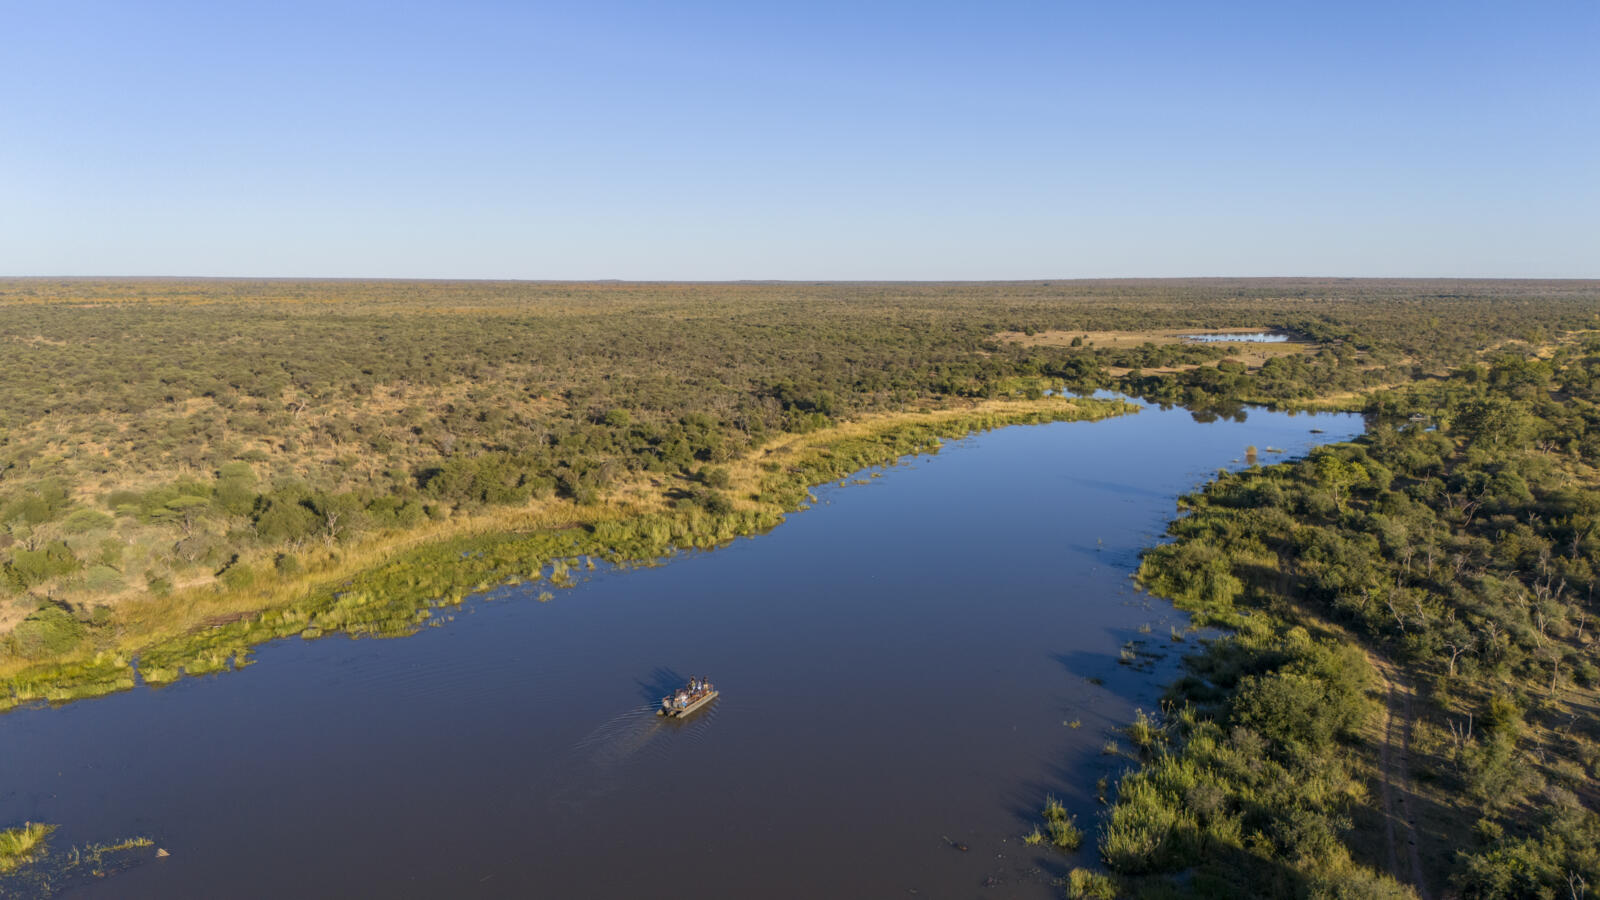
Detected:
left=1065, top=869, right=1117, bottom=900
left=9, top=605, right=86, bottom=659
left=221, top=563, right=257, bottom=591
left=4, top=541, right=81, bottom=590
left=1101, top=778, right=1197, bottom=873
left=61, top=508, right=114, bottom=534
left=254, top=496, right=320, bottom=544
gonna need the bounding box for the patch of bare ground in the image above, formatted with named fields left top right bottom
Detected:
left=1280, top=598, right=1442, bottom=899
left=1284, top=385, right=1409, bottom=410
left=0, top=599, right=31, bottom=637
left=996, top=328, right=1314, bottom=371
left=996, top=326, right=1305, bottom=349
left=1374, top=661, right=1434, bottom=900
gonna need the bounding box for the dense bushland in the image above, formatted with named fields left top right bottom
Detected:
left=1073, top=339, right=1600, bottom=897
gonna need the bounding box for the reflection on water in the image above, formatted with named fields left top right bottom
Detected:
left=3, top=398, right=1364, bottom=899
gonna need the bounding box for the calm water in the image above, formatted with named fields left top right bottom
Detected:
left=2, top=400, right=1363, bottom=899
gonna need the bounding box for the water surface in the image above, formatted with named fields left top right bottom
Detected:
left=1, top=400, right=1363, bottom=899
left=1180, top=332, right=1290, bottom=343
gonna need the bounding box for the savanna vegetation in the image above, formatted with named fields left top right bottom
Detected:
left=1064, top=332, right=1600, bottom=897
left=4, top=277, right=1600, bottom=895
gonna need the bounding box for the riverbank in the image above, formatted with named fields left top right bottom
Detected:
left=1, top=395, right=1136, bottom=710
left=1071, top=357, right=1600, bottom=898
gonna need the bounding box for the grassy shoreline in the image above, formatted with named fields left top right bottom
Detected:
left=1, top=395, right=1136, bottom=710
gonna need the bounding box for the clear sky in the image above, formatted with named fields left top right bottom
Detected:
left=2, top=0, right=1596, bottom=279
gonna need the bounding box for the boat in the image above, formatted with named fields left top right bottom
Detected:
left=658, top=676, right=718, bottom=718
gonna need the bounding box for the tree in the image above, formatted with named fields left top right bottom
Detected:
left=1454, top=398, right=1534, bottom=450
left=1312, top=452, right=1367, bottom=512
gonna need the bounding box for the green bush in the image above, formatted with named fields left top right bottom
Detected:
left=9, top=605, right=86, bottom=659
left=254, top=496, right=320, bottom=544
left=1066, top=868, right=1118, bottom=899
left=60, top=508, right=114, bottom=534
left=221, top=563, right=257, bottom=591
left=3, top=542, right=81, bottom=590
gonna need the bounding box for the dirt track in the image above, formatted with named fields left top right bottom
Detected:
left=1377, top=662, right=1434, bottom=900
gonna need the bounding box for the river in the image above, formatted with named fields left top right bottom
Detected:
left=1, top=398, right=1364, bottom=898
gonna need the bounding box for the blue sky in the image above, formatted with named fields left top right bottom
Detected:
left=2, top=0, right=1595, bottom=278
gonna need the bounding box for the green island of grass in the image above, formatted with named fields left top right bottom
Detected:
left=0, top=820, right=154, bottom=893
left=0, top=823, right=53, bottom=873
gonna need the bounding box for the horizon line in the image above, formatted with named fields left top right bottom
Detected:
left=4, top=274, right=1599, bottom=284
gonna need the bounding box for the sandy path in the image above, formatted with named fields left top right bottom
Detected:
left=1377, top=662, right=1433, bottom=900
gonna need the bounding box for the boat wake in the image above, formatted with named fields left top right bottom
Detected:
left=572, top=704, right=673, bottom=767
left=546, top=700, right=722, bottom=815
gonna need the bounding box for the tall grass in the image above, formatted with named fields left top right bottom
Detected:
left=0, top=822, right=54, bottom=872
left=1042, top=795, right=1084, bottom=851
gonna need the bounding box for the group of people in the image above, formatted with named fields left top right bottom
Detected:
left=664, top=675, right=714, bottom=710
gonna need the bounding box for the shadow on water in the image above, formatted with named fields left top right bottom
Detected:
left=636, top=666, right=687, bottom=705
left=1059, top=474, right=1180, bottom=503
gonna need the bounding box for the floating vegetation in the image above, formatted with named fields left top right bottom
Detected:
left=0, top=823, right=53, bottom=872
left=1066, top=867, right=1118, bottom=899
left=1114, top=639, right=1164, bottom=673
left=1042, top=795, right=1084, bottom=851
left=0, top=825, right=154, bottom=897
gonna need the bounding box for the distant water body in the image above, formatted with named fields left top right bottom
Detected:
left=1180, top=332, right=1291, bottom=343
left=4, top=398, right=1364, bottom=899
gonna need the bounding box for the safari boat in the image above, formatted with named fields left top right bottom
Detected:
left=659, top=676, right=718, bottom=718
